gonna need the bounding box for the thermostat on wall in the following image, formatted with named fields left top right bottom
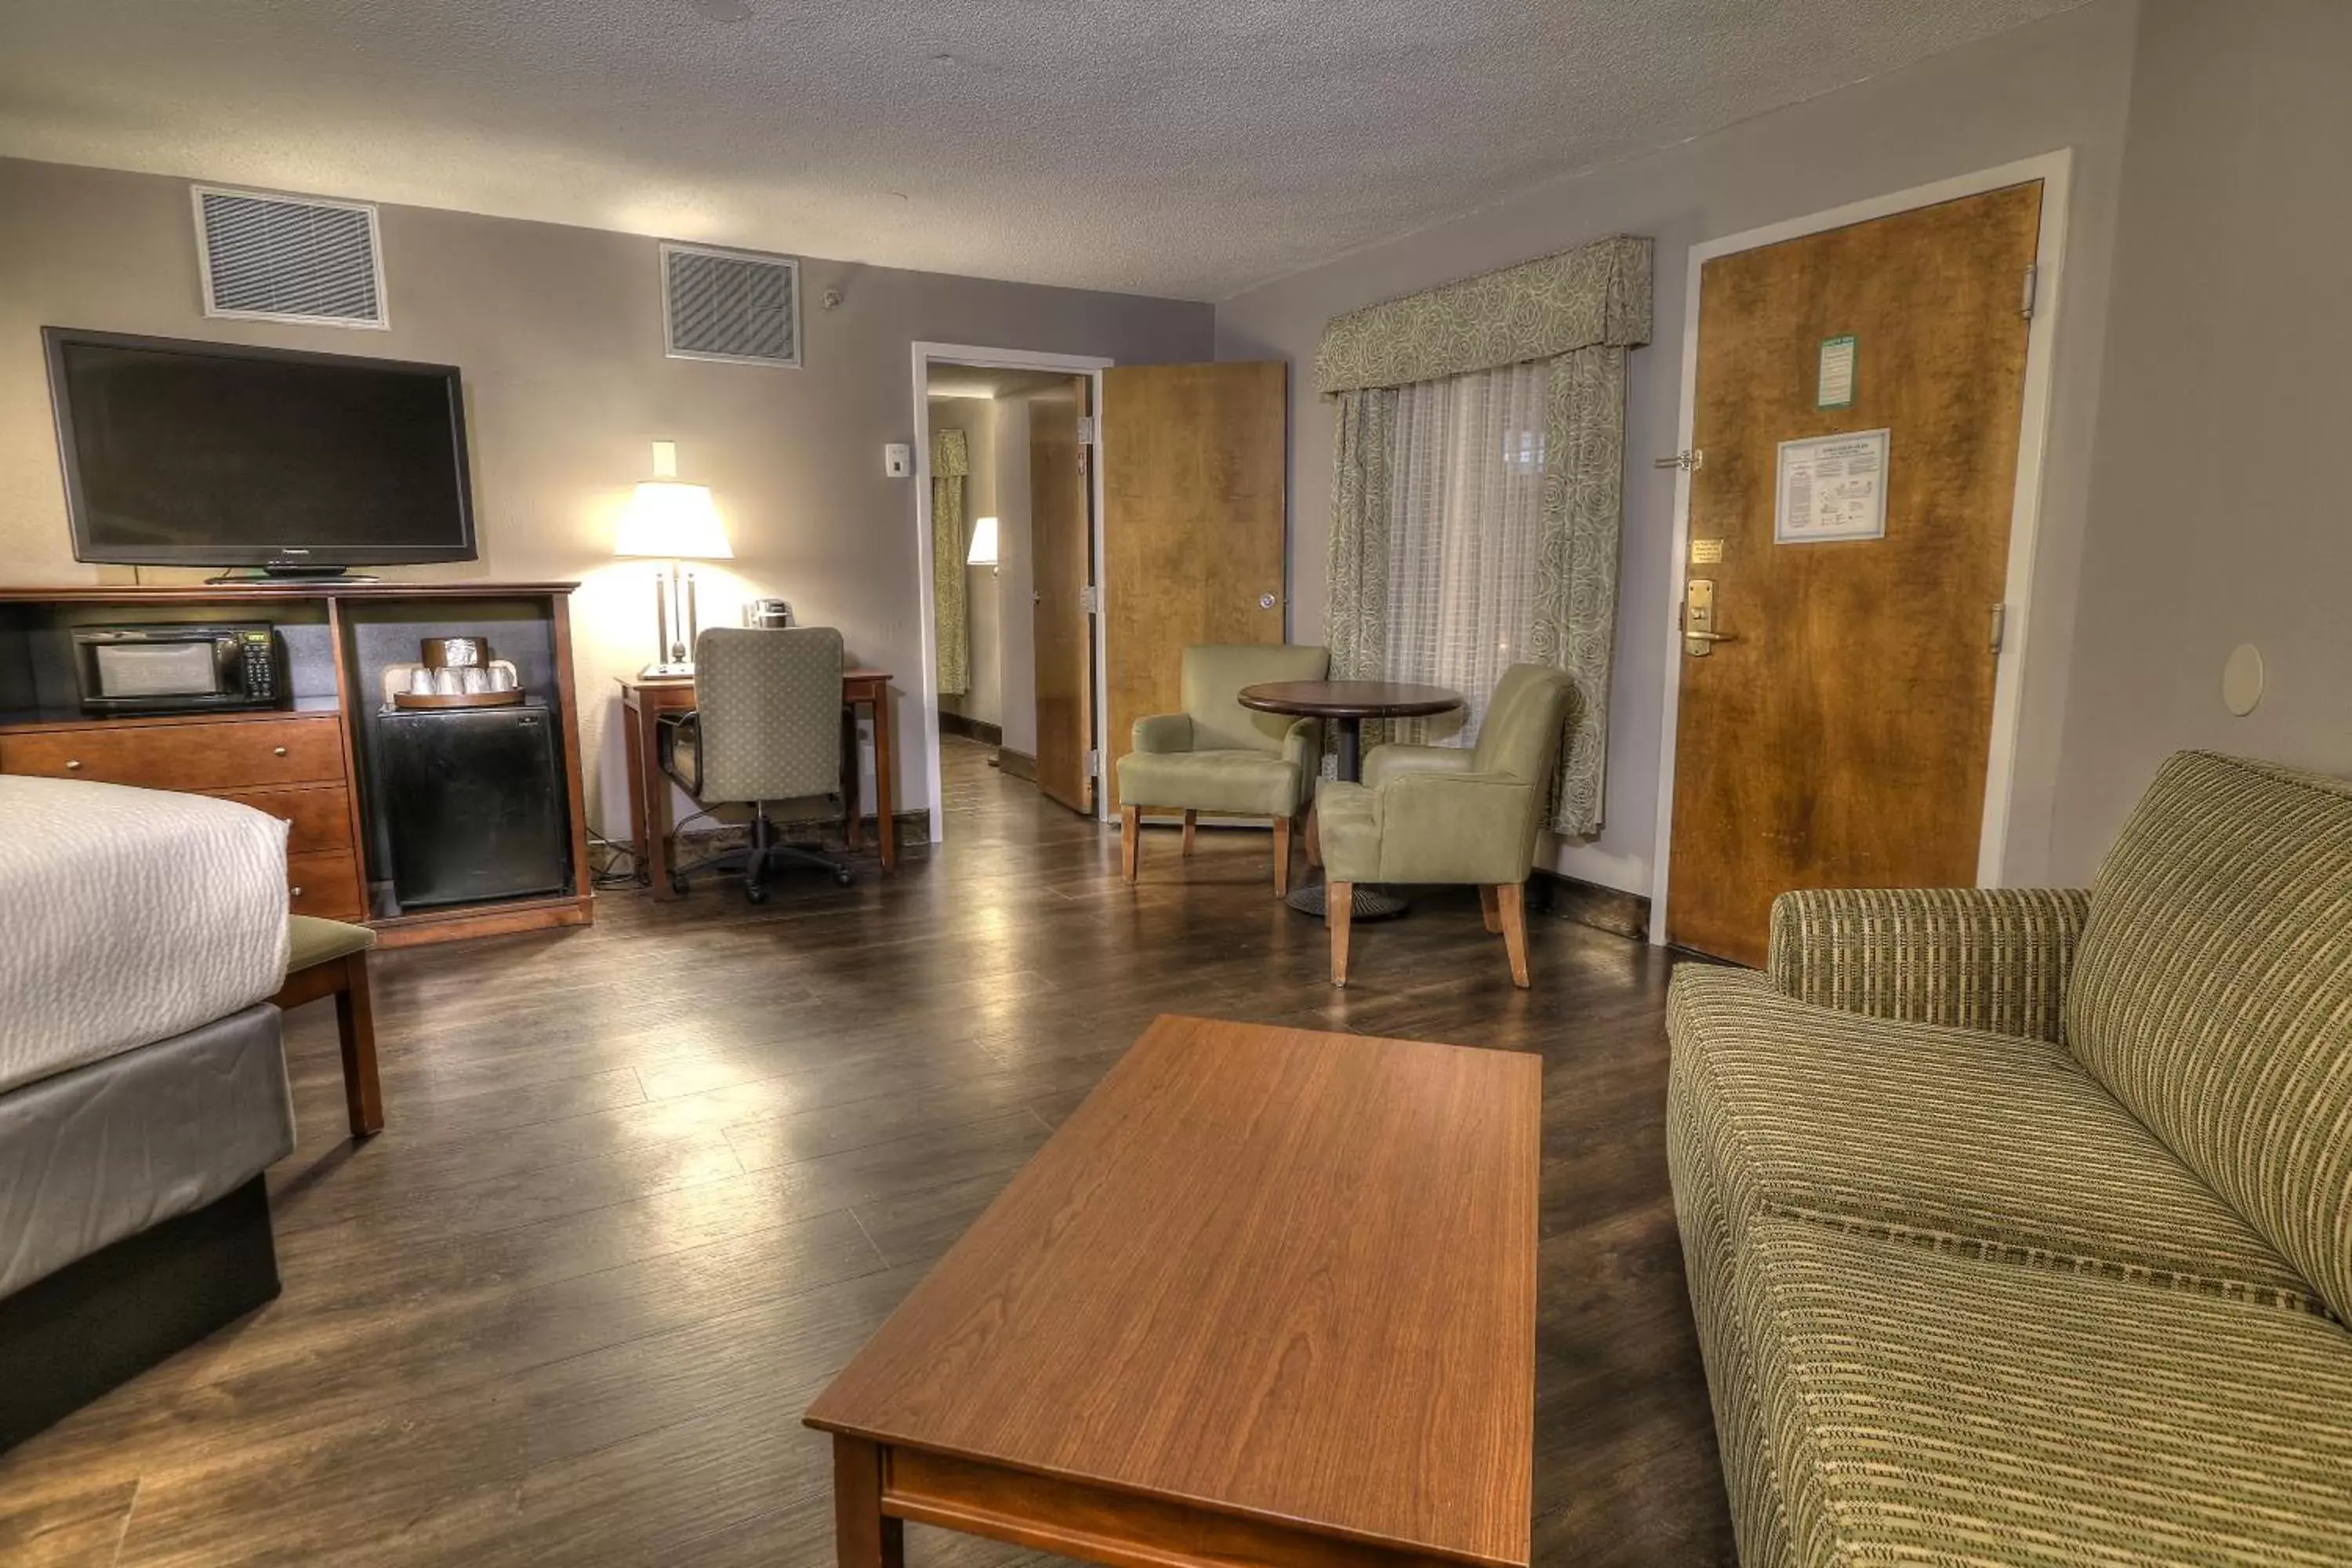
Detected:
left=884, top=442, right=913, bottom=477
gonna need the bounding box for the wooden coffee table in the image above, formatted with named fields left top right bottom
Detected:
left=804, top=1014, right=1540, bottom=1568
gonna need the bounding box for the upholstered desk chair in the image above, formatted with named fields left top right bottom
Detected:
left=1318, top=663, right=1576, bottom=989
left=1116, top=643, right=1330, bottom=896
left=659, top=626, right=855, bottom=904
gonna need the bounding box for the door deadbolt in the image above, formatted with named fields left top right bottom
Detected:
left=1682, top=578, right=1735, bottom=657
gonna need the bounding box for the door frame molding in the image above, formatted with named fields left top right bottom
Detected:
left=1646, top=149, right=2075, bottom=946
left=910, top=343, right=1112, bottom=842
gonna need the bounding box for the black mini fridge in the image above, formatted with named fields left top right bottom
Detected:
left=376, top=702, right=569, bottom=909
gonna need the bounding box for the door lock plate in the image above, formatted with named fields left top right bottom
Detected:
left=1682, top=578, right=1734, bottom=656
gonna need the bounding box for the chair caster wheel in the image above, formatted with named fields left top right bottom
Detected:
left=669, top=872, right=690, bottom=895
left=744, top=883, right=770, bottom=905
left=833, top=867, right=855, bottom=887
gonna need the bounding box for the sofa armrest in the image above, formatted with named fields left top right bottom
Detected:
left=1279, top=717, right=1321, bottom=787
left=1367, top=769, right=1537, bottom=886
left=1131, top=712, right=1192, bottom=754
left=1766, top=887, right=2092, bottom=1043
left=1362, top=742, right=1475, bottom=791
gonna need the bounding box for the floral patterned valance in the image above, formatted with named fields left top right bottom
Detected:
left=1314, top=234, right=1653, bottom=395
left=931, top=426, right=970, bottom=478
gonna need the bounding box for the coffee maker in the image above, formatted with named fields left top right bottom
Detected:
left=742, top=597, right=793, bottom=629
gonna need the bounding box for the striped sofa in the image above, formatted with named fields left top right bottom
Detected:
left=1667, top=751, right=2352, bottom=1565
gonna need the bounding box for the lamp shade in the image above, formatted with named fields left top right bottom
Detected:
left=966, top=514, right=1000, bottom=566
left=615, top=481, right=732, bottom=561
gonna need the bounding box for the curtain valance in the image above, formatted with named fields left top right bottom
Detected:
left=1314, top=234, right=1653, bottom=396
left=931, top=427, right=971, bottom=478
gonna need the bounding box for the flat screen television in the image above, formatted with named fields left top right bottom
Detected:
left=43, top=327, right=477, bottom=572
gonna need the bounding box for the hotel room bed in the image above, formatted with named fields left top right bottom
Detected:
left=0, top=775, right=291, bottom=1092
left=0, top=775, right=296, bottom=1448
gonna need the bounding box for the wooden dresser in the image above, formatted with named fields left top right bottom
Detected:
left=0, top=702, right=366, bottom=920
left=0, top=582, right=592, bottom=947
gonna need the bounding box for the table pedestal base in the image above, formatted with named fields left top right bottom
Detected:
left=1286, top=876, right=1409, bottom=921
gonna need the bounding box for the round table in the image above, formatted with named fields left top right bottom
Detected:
left=1237, top=679, right=1465, bottom=920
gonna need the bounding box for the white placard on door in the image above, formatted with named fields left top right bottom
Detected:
left=1776, top=429, right=1889, bottom=543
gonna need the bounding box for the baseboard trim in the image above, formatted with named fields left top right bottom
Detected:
left=938, top=711, right=1004, bottom=747
left=1531, top=868, right=1650, bottom=942
left=995, top=748, right=1037, bottom=782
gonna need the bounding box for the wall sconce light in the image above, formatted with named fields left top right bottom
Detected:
left=614, top=440, right=732, bottom=677
left=967, top=514, right=1000, bottom=574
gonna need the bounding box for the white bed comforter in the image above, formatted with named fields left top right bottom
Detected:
left=0, top=775, right=290, bottom=1094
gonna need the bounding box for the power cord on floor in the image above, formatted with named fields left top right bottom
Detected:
left=586, top=829, right=647, bottom=890
left=589, top=809, right=735, bottom=891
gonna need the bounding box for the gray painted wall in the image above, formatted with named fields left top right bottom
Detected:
left=2050, top=0, right=2352, bottom=874
left=1215, top=0, right=2140, bottom=895
left=0, top=157, right=1211, bottom=832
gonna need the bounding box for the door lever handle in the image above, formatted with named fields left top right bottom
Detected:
left=1681, top=577, right=1733, bottom=655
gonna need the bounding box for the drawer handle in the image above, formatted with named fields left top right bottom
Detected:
left=290, top=887, right=303, bottom=899
left=65, top=760, right=82, bottom=771
left=273, top=746, right=289, bottom=757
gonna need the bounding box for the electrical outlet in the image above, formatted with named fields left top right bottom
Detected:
left=884, top=443, right=913, bottom=477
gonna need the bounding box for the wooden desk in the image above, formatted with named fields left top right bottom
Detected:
left=618, top=669, right=895, bottom=898
left=805, top=1014, right=1540, bottom=1568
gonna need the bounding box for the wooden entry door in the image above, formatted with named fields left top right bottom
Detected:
left=1665, top=183, right=2043, bottom=965
left=1100, top=361, right=1289, bottom=790
left=1031, top=375, right=1095, bottom=815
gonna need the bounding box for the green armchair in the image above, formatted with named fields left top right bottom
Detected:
left=1317, top=663, right=1576, bottom=988
left=1116, top=643, right=1330, bottom=895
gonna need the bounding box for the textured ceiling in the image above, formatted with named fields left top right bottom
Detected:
left=0, top=0, right=2085, bottom=300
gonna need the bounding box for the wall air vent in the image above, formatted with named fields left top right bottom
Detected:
left=662, top=242, right=800, bottom=368
left=192, top=185, right=387, bottom=328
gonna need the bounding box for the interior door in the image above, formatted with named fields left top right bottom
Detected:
left=1030, top=375, right=1095, bottom=815
left=1666, top=182, right=2043, bottom=965
left=1100, top=361, right=1289, bottom=799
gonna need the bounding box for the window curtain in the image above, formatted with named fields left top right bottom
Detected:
left=932, top=426, right=970, bottom=698
left=1316, top=234, right=1650, bottom=837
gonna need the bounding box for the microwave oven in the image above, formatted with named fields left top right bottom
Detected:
left=71, top=623, right=283, bottom=714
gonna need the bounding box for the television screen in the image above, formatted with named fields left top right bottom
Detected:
left=44, top=328, right=476, bottom=568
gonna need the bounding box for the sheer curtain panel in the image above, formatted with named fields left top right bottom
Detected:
left=1386, top=361, right=1550, bottom=748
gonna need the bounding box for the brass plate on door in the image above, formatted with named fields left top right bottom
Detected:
left=1690, top=538, right=1726, bottom=564
left=1682, top=578, right=1733, bottom=657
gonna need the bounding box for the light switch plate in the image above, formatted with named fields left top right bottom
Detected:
left=884, top=442, right=913, bottom=477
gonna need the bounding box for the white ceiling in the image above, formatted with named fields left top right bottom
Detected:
left=0, top=0, right=2085, bottom=301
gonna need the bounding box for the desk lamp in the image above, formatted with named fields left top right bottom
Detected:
left=615, top=441, right=731, bottom=677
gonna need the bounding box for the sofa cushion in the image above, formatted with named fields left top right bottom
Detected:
left=1670, top=967, right=2325, bottom=1314
left=2067, top=750, right=2352, bottom=1322
left=1115, top=749, right=1305, bottom=818
left=1743, top=1218, right=2352, bottom=1566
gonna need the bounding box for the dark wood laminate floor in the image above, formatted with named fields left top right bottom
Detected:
left=0, top=739, right=1734, bottom=1568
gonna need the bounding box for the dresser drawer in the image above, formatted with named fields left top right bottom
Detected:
left=0, top=715, right=345, bottom=792
left=213, top=783, right=354, bottom=856
left=288, top=850, right=365, bottom=921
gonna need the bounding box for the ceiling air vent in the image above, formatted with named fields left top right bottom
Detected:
left=662, top=242, right=800, bottom=368
left=192, top=185, right=387, bottom=328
